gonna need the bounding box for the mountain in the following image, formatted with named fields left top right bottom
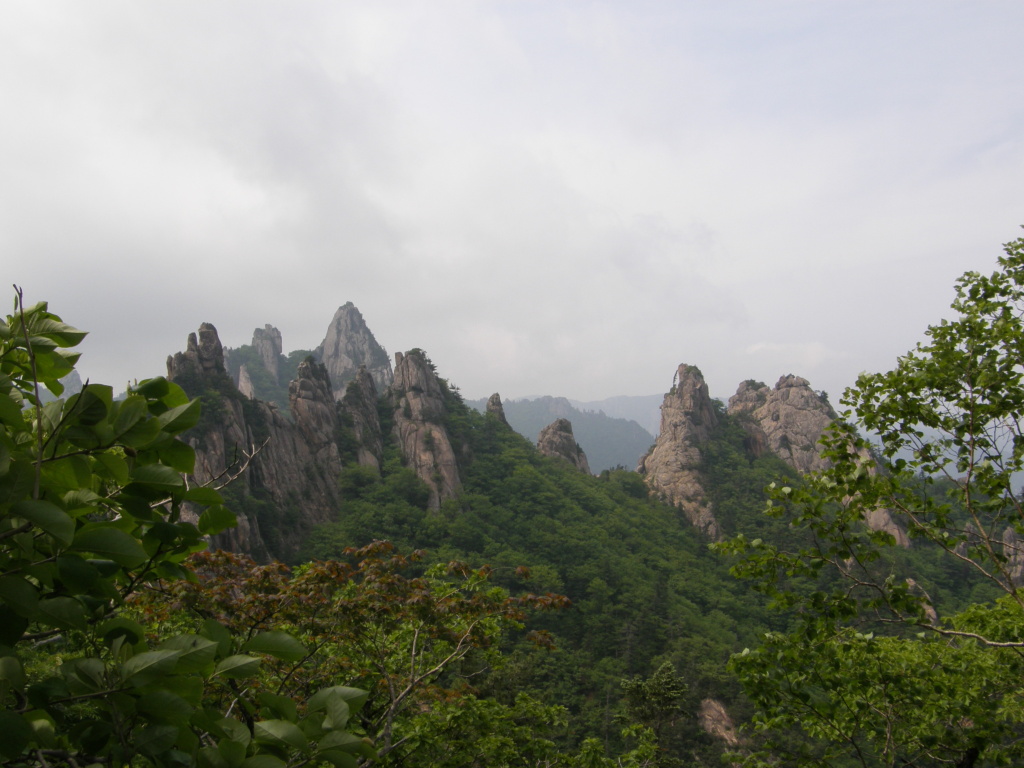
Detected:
left=569, top=393, right=664, bottom=437
left=223, top=302, right=391, bottom=411
left=164, top=303, right=913, bottom=760
left=466, top=395, right=655, bottom=473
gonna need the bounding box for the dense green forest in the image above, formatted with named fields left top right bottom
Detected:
left=304, top=378, right=801, bottom=762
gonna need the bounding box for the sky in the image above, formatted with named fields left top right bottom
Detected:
left=4, top=1, right=1024, bottom=404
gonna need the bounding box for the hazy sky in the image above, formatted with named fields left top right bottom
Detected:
left=5, top=2, right=1023, bottom=404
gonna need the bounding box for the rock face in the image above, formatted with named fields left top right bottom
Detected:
left=638, top=364, right=720, bottom=538
left=168, top=324, right=343, bottom=561
left=167, top=323, right=228, bottom=381
left=237, top=364, right=256, bottom=399
left=252, top=325, right=283, bottom=382
left=340, top=366, right=385, bottom=471
left=698, top=699, right=739, bottom=747
left=727, top=376, right=836, bottom=474
left=388, top=350, right=461, bottom=510
left=728, top=376, right=909, bottom=547
left=316, top=303, right=393, bottom=397
left=1003, top=527, right=1024, bottom=586
left=486, top=393, right=509, bottom=425
left=537, top=418, right=591, bottom=474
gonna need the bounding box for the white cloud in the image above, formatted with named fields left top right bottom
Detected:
left=3, top=1, right=1024, bottom=403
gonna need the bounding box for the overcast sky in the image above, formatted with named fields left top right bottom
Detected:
left=5, top=2, right=1023, bottom=405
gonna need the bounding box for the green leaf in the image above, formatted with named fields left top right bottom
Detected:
left=201, top=619, right=233, bottom=657
left=199, top=505, right=237, bottom=536
left=23, top=711, right=56, bottom=750
left=159, top=439, right=196, bottom=473
left=10, top=500, right=74, bottom=545
left=97, top=617, right=147, bottom=648
left=56, top=555, right=101, bottom=594
left=131, top=463, right=185, bottom=490
left=183, top=486, right=224, bottom=505
left=241, top=631, right=307, bottom=663
left=0, top=655, right=26, bottom=690
left=0, top=710, right=32, bottom=759
left=138, top=689, right=194, bottom=726
left=0, top=393, right=23, bottom=427
left=258, top=691, right=298, bottom=722
left=71, top=526, right=148, bottom=568
left=93, top=452, right=129, bottom=484
left=213, top=655, right=260, bottom=679
left=0, top=576, right=40, bottom=618
left=67, top=385, right=111, bottom=426
left=254, top=719, right=309, bottom=750
left=113, top=395, right=149, bottom=437
left=309, top=686, right=369, bottom=717
left=158, top=399, right=202, bottom=434
left=35, top=596, right=87, bottom=631
left=134, top=724, right=179, bottom=759
left=240, top=756, right=286, bottom=768
left=218, top=739, right=247, bottom=768
left=160, top=634, right=219, bottom=674
left=121, top=649, right=182, bottom=686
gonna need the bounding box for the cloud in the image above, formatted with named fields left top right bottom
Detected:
left=3, top=2, right=1024, bottom=404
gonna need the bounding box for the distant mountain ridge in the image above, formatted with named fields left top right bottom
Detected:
left=568, top=394, right=663, bottom=438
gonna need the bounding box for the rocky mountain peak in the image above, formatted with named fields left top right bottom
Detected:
left=388, top=350, right=461, bottom=509
left=728, top=374, right=908, bottom=547
left=167, top=322, right=228, bottom=382
left=537, top=418, right=591, bottom=474
left=727, top=374, right=835, bottom=474
left=638, top=364, right=720, bottom=538
left=252, top=325, right=283, bottom=381
left=486, top=393, right=509, bottom=425
left=316, top=303, right=393, bottom=398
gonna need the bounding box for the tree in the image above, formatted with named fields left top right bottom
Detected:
left=720, top=234, right=1024, bottom=766
left=0, top=291, right=369, bottom=768
left=139, top=543, right=570, bottom=766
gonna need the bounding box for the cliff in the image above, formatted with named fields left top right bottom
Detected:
left=537, top=418, right=592, bottom=474
left=387, top=350, right=462, bottom=510
left=638, top=364, right=721, bottom=538
left=168, top=324, right=343, bottom=561
left=727, top=376, right=836, bottom=474
left=340, top=366, right=385, bottom=471
left=728, top=376, right=908, bottom=547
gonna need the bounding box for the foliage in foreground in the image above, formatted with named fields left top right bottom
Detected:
left=0, top=293, right=370, bottom=768
left=720, top=234, right=1024, bottom=766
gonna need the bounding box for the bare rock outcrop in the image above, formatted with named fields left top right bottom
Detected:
left=729, top=376, right=908, bottom=547
left=316, top=303, right=393, bottom=397
left=698, top=699, right=739, bottom=747
left=537, top=418, right=591, bottom=474
left=388, top=350, right=461, bottom=510
left=486, top=393, right=509, bottom=425
left=340, top=366, right=385, bottom=471
left=1003, top=527, right=1024, bottom=586
left=727, top=376, right=836, bottom=474
left=168, top=325, right=343, bottom=561
left=252, top=324, right=283, bottom=382
left=167, top=322, right=228, bottom=381
left=638, top=364, right=720, bottom=538
left=237, top=364, right=256, bottom=399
